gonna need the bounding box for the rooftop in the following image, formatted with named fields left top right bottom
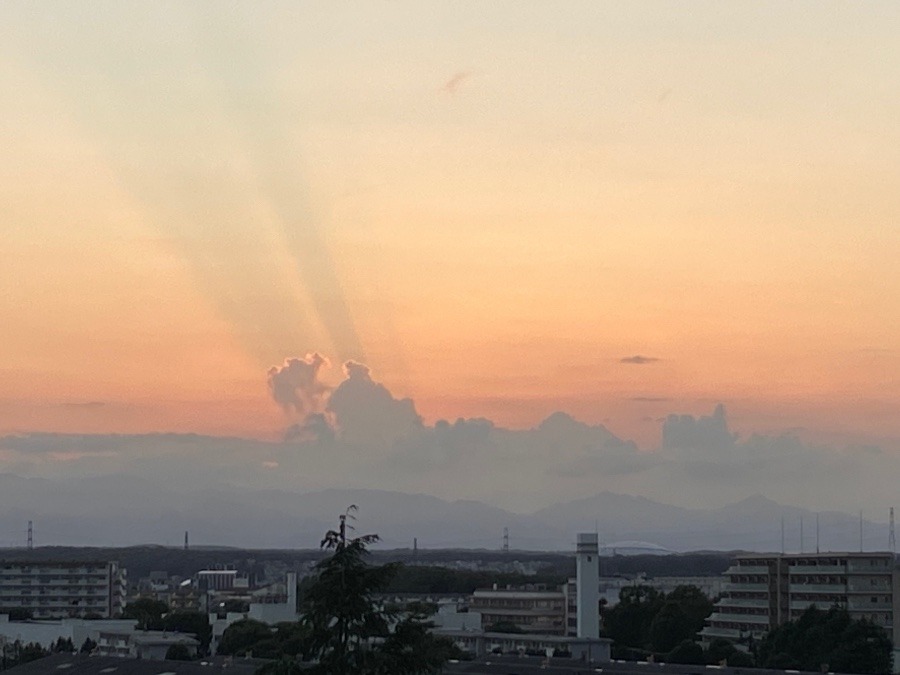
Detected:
left=3, top=655, right=259, bottom=675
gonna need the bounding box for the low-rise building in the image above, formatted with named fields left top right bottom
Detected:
left=469, top=585, right=566, bottom=635
left=97, top=629, right=199, bottom=660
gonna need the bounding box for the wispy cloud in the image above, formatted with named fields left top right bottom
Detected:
left=620, top=355, right=660, bottom=365
left=631, top=396, right=670, bottom=402
left=442, top=70, right=473, bottom=94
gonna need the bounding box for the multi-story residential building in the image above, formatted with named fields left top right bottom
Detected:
left=470, top=585, right=567, bottom=635
left=702, top=552, right=899, bottom=655
left=0, top=561, right=126, bottom=619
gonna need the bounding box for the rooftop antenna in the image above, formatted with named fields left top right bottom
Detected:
left=816, top=513, right=820, bottom=554
left=502, top=527, right=509, bottom=554
left=781, top=517, right=785, bottom=554
left=859, top=511, right=864, bottom=552
left=890, top=508, right=896, bottom=555
left=27, top=521, right=33, bottom=550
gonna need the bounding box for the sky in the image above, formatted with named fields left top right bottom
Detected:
left=1, top=3, right=899, bottom=519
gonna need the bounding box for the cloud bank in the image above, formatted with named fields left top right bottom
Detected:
left=0, top=353, right=897, bottom=517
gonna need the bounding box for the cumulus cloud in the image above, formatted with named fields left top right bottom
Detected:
left=267, top=353, right=331, bottom=415
left=327, top=360, right=423, bottom=447
left=662, top=403, right=736, bottom=452
left=620, top=355, right=660, bottom=364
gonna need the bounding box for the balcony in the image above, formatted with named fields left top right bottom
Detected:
left=724, top=565, right=770, bottom=575
left=725, top=583, right=770, bottom=593
left=788, top=584, right=845, bottom=594
left=848, top=600, right=893, bottom=611
left=789, top=565, right=846, bottom=575
left=708, top=612, right=770, bottom=625
left=718, top=598, right=769, bottom=609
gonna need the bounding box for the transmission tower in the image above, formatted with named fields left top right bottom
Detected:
left=27, top=521, right=33, bottom=550
left=502, top=527, right=509, bottom=553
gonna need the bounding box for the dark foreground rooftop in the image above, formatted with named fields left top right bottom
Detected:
left=4, top=655, right=260, bottom=675
left=444, top=654, right=859, bottom=675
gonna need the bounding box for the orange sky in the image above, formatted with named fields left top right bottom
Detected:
left=1, top=2, right=898, bottom=449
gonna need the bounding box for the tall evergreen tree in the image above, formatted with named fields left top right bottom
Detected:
left=297, top=507, right=454, bottom=675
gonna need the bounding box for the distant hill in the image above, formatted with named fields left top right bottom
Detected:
left=0, top=473, right=890, bottom=552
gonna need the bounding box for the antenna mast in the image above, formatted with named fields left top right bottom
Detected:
left=27, top=521, right=33, bottom=550
left=502, top=527, right=509, bottom=554
left=781, top=517, right=785, bottom=554
left=890, top=508, right=896, bottom=555
left=816, top=513, right=820, bottom=554
left=859, top=511, right=864, bottom=552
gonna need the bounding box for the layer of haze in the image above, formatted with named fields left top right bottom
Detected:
left=1, top=1, right=898, bottom=487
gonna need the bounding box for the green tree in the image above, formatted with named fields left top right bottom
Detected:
left=757, top=606, right=890, bottom=674
left=649, top=601, right=691, bottom=653
left=297, top=507, right=453, bottom=675
left=80, top=637, right=97, bottom=654
left=706, top=637, right=739, bottom=665
left=165, top=643, right=193, bottom=661
left=665, top=585, right=713, bottom=636
left=17, top=642, right=48, bottom=665
left=665, top=639, right=705, bottom=665
left=602, top=585, right=665, bottom=649
left=162, top=611, right=212, bottom=654
left=217, top=619, right=273, bottom=656
left=123, top=598, right=169, bottom=630
left=377, top=611, right=463, bottom=675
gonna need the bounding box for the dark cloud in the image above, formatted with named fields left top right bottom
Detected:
left=267, top=353, right=331, bottom=415
left=283, top=413, right=335, bottom=444
left=620, top=355, right=660, bottom=364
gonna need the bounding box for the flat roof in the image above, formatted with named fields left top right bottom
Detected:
left=735, top=551, right=894, bottom=559
left=3, top=654, right=258, bottom=675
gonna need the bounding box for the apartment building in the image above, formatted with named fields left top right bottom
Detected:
left=0, top=561, right=126, bottom=619
left=702, top=552, right=899, bottom=651
left=470, top=585, right=567, bottom=635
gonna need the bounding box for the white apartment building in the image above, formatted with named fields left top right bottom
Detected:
left=0, top=561, right=126, bottom=619
left=702, top=552, right=899, bottom=656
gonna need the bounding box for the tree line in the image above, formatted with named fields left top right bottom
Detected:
left=603, top=583, right=891, bottom=673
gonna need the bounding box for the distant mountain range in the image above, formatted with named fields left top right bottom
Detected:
left=0, top=473, right=889, bottom=552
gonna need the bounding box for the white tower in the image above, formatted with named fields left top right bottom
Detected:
left=576, top=532, right=600, bottom=638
